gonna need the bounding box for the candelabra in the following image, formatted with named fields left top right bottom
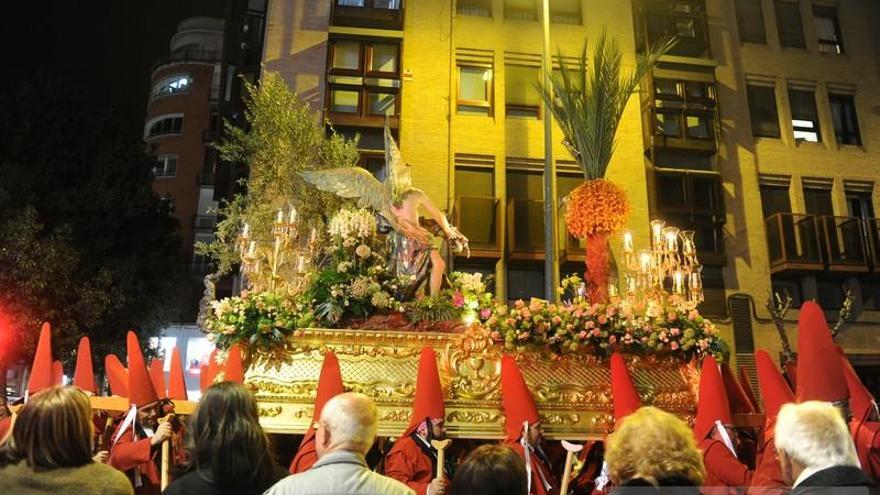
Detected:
left=619, top=219, right=703, bottom=308
left=236, top=206, right=320, bottom=295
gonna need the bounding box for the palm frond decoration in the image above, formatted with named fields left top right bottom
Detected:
left=538, top=29, right=675, bottom=180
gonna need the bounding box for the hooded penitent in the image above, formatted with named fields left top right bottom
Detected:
left=796, top=301, right=848, bottom=404
left=694, top=356, right=733, bottom=441
left=610, top=353, right=641, bottom=424
left=105, top=354, right=129, bottom=397
left=27, top=323, right=54, bottom=396
left=500, top=355, right=540, bottom=442
left=73, top=336, right=97, bottom=394
left=289, top=351, right=345, bottom=474
left=402, top=347, right=445, bottom=437
left=126, top=331, right=158, bottom=408
left=167, top=347, right=188, bottom=401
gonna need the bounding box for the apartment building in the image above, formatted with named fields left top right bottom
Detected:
left=262, top=0, right=880, bottom=386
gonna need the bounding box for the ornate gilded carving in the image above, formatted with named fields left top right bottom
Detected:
left=447, top=410, right=502, bottom=424
left=439, top=326, right=502, bottom=401
left=258, top=405, right=283, bottom=418
left=380, top=409, right=413, bottom=423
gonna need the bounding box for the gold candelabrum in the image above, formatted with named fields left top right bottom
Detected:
left=236, top=207, right=320, bottom=295
left=619, top=219, right=703, bottom=308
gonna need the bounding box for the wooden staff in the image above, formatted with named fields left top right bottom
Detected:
left=158, top=414, right=175, bottom=491
left=431, top=439, right=452, bottom=480
left=559, top=440, right=584, bottom=495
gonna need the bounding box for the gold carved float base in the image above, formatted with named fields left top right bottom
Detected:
left=248, top=326, right=698, bottom=439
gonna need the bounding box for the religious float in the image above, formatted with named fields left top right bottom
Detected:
left=200, top=122, right=729, bottom=440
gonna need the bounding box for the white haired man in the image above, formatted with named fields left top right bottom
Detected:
left=265, top=392, right=414, bottom=495
left=775, top=401, right=877, bottom=495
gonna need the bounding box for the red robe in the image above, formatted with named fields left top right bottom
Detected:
left=0, top=416, right=12, bottom=442
left=384, top=435, right=449, bottom=495
left=289, top=430, right=319, bottom=474
left=700, top=438, right=752, bottom=495
left=851, top=420, right=880, bottom=481
left=747, top=434, right=787, bottom=495
left=108, top=423, right=161, bottom=495
left=507, top=442, right=559, bottom=495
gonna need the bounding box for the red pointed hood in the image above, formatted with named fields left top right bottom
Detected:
left=200, top=349, right=220, bottom=393
left=721, top=363, right=756, bottom=414
left=73, top=337, right=96, bottom=394
left=500, top=355, right=540, bottom=442
left=167, top=347, right=188, bottom=400
left=126, top=331, right=158, bottom=407
left=404, top=348, right=446, bottom=436
left=27, top=322, right=54, bottom=395
left=610, top=353, right=641, bottom=424
left=755, top=350, right=794, bottom=420
left=224, top=345, right=244, bottom=383
left=52, top=361, right=63, bottom=386
left=838, top=348, right=876, bottom=423
left=796, top=302, right=848, bottom=403
left=149, top=359, right=167, bottom=399
left=289, top=351, right=345, bottom=474
left=737, top=366, right=760, bottom=412
left=105, top=354, right=129, bottom=397
left=694, top=356, right=733, bottom=440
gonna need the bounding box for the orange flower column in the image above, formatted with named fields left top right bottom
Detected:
left=564, top=179, right=630, bottom=304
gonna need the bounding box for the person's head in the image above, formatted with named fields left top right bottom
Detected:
left=137, top=401, right=160, bottom=427
left=605, top=407, right=705, bottom=486
left=316, top=392, right=378, bottom=458
left=526, top=420, right=544, bottom=446
left=189, top=381, right=277, bottom=489
left=774, top=401, right=859, bottom=485
left=417, top=417, right=446, bottom=440
left=1, top=386, right=94, bottom=470
left=449, top=444, right=527, bottom=495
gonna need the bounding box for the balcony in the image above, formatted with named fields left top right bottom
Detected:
left=507, top=199, right=546, bottom=261
left=634, top=0, right=711, bottom=60
left=765, top=213, right=874, bottom=274
left=152, top=47, right=221, bottom=73
left=451, top=196, right=501, bottom=260
left=331, top=0, right=403, bottom=30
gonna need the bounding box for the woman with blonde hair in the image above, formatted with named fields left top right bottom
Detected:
left=605, top=406, right=706, bottom=494
left=0, top=385, right=132, bottom=494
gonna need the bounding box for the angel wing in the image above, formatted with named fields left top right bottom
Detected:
left=300, top=167, right=399, bottom=230
left=384, top=119, right=411, bottom=203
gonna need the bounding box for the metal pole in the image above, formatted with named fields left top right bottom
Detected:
left=541, top=0, right=560, bottom=301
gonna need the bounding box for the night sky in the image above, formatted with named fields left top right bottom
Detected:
left=5, top=1, right=224, bottom=139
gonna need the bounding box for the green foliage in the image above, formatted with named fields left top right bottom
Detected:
left=0, top=78, right=186, bottom=369
left=199, top=71, right=361, bottom=275
left=537, top=29, right=674, bottom=180
left=203, top=291, right=311, bottom=351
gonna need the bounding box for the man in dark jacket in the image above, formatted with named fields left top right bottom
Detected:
left=776, top=401, right=878, bottom=495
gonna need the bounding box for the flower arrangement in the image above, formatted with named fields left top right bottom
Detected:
left=204, top=290, right=310, bottom=351
left=484, top=291, right=727, bottom=362
left=405, top=271, right=494, bottom=324
left=307, top=208, right=401, bottom=326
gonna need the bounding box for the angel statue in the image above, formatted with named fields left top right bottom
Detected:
left=301, top=123, right=469, bottom=299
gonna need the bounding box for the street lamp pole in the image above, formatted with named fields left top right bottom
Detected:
left=541, top=0, right=560, bottom=301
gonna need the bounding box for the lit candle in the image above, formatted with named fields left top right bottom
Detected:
left=276, top=209, right=284, bottom=224
left=650, top=220, right=666, bottom=250
left=608, top=281, right=619, bottom=298
left=625, top=274, right=637, bottom=294
left=289, top=206, right=298, bottom=224
left=622, top=230, right=634, bottom=253
left=242, top=223, right=250, bottom=238
left=690, top=271, right=703, bottom=291
left=310, top=227, right=318, bottom=243
left=663, top=227, right=679, bottom=252
left=297, top=255, right=306, bottom=272
left=672, top=270, right=685, bottom=294
left=247, top=240, right=256, bottom=256
left=638, top=250, right=652, bottom=272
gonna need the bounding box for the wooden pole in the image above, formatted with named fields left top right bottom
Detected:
left=431, top=439, right=452, bottom=480
left=559, top=440, right=584, bottom=495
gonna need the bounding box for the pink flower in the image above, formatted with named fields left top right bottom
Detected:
left=670, top=327, right=680, bottom=336
left=606, top=307, right=616, bottom=317
left=578, top=331, right=588, bottom=340
left=514, top=300, right=525, bottom=309
left=452, top=292, right=465, bottom=308
left=688, top=310, right=699, bottom=321
left=668, top=312, right=677, bottom=321
left=659, top=331, right=668, bottom=342
left=670, top=342, right=680, bottom=350
left=521, top=309, right=531, bottom=319
left=573, top=309, right=583, bottom=318
left=591, top=328, right=601, bottom=337
left=598, top=315, right=608, bottom=325
left=551, top=316, right=562, bottom=325
left=490, top=331, right=501, bottom=340
left=480, top=308, right=492, bottom=319
left=586, top=320, right=595, bottom=329
left=566, top=324, right=574, bottom=331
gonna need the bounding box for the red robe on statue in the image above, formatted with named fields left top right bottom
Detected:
left=507, top=442, right=559, bottom=495
left=384, top=435, right=448, bottom=495
left=108, top=423, right=161, bottom=495
left=701, top=438, right=752, bottom=495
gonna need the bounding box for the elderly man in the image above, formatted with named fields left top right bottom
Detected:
left=775, top=401, right=877, bottom=495
left=266, top=392, right=414, bottom=495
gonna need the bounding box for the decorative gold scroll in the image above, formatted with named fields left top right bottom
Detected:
left=248, top=326, right=696, bottom=439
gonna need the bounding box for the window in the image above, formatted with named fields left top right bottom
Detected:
left=152, top=155, right=178, bottom=178
left=746, top=84, right=781, bottom=138
left=337, top=0, right=399, bottom=9
left=151, top=74, right=193, bottom=99
left=803, top=187, right=834, bottom=216
left=774, top=1, right=805, bottom=48
left=760, top=185, right=792, bottom=217
left=655, top=171, right=725, bottom=259
left=505, top=65, right=541, bottom=118
left=788, top=88, right=821, bottom=142
left=651, top=78, right=716, bottom=141
left=828, top=94, right=861, bottom=146
left=504, top=0, right=537, bottom=21
left=457, top=65, right=493, bottom=114
left=814, top=5, right=843, bottom=54
left=458, top=0, right=491, bottom=16
left=455, top=167, right=497, bottom=247
left=145, top=115, right=183, bottom=139
left=735, top=0, right=766, bottom=44
left=641, top=0, right=709, bottom=58
left=550, top=0, right=581, bottom=25
left=326, top=39, right=401, bottom=120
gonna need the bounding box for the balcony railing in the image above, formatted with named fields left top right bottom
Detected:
left=331, top=0, right=403, bottom=30
left=765, top=213, right=877, bottom=273
left=451, top=196, right=501, bottom=260
left=152, top=48, right=221, bottom=73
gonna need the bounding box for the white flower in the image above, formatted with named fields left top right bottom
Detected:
left=355, top=244, right=371, bottom=258
left=328, top=208, right=377, bottom=241
left=338, top=262, right=351, bottom=273
left=371, top=291, right=391, bottom=308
